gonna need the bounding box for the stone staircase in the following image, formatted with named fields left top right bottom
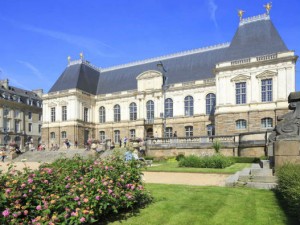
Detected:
left=10, top=148, right=114, bottom=163
left=226, top=160, right=278, bottom=189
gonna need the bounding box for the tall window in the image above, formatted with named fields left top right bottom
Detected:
left=28, top=112, right=32, bottom=120
left=15, top=120, right=20, bottom=133
left=28, top=123, right=32, bottom=132
left=261, top=118, right=273, bottom=128
left=165, top=98, right=173, bottom=118
left=14, top=110, right=20, bottom=118
left=61, top=131, right=67, bottom=139
left=184, top=96, right=194, bottom=116
left=51, top=107, right=56, bottom=122
left=3, top=108, right=9, bottom=116
left=39, top=113, right=42, bottom=121
left=62, top=106, right=67, bottom=121
left=146, top=100, right=154, bottom=120
left=166, top=127, right=173, bottom=138
left=206, top=93, right=216, bottom=115
left=4, top=119, right=9, bottom=131
left=114, top=130, right=120, bottom=143
left=38, top=124, right=42, bottom=133
left=185, top=126, right=193, bottom=137
left=207, top=124, right=215, bottom=136
left=84, top=107, right=88, bottom=122
left=129, top=102, right=137, bottom=121
left=114, top=105, right=121, bottom=122
left=261, top=79, right=272, bottom=102
left=50, top=132, right=55, bottom=139
left=236, top=119, right=247, bottom=129
left=236, top=82, right=246, bottom=104
left=99, top=131, right=105, bottom=141
left=130, top=129, right=136, bottom=139
left=99, top=106, right=106, bottom=123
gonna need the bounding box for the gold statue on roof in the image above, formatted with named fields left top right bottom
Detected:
left=238, top=10, right=245, bottom=21
left=67, top=56, right=71, bottom=63
left=80, top=52, right=84, bottom=60
left=264, top=2, right=272, bottom=14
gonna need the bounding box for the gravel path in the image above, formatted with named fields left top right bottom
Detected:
left=1, top=162, right=229, bottom=187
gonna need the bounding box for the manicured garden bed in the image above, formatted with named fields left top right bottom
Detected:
left=109, top=184, right=298, bottom=225
left=144, top=161, right=251, bottom=174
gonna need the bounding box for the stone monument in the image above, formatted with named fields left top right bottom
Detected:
left=269, top=92, right=300, bottom=167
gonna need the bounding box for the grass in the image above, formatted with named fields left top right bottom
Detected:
left=143, top=161, right=251, bottom=174
left=109, top=184, right=297, bottom=225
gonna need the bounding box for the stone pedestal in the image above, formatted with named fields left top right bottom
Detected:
left=274, top=140, right=300, bottom=168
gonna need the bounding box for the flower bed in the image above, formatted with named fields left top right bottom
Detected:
left=0, top=156, right=152, bottom=224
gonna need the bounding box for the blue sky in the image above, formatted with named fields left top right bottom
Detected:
left=0, top=0, right=299, bottom=92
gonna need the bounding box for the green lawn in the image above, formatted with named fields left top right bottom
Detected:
left=143, top=161, right=251, bottom=174
left=109, top=184, right=297, bottom=225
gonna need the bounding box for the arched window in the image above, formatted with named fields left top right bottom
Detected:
left=184, top=96, right=194, bottom=116
left=50, top=132, right=55, bottom=139
left=61, top=131, right=67, bottom=139
left=236, top=119, right=247, bottom=129
left=206, top=93, right=216, bottom=115
left=114, top=104, right=121, bottom=122
left=185, top=126, right=193, bottom=137
left=261, top=117, right=273, bottom=128
left=99, top=131, right=105, bottom=141
left=99, top=106, right=106, bottom=123
left=146, top=100, right=154, bottom=120
left=129, top=102, right=137, bottom=121
left=165, top=98, right=173, bottom=118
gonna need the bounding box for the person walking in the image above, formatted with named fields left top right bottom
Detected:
left=1, top=148, right=7, bottom=162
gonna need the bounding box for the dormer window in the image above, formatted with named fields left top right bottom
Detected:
left=27, top=98, right=33, bottom=106
left=2, top=92, right=9, bottom=99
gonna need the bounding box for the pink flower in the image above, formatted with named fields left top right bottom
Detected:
left=74, top=196, right=80, bottom=201
left=36, top=205, right=42, bottom=210
left=108, top=189, right=113, bottom=194
left=2, top=209, right=10, bottom=217
left=23, top=210, right=28, bottom=215
left=23, top=194, right=28, bottom=197
left=21, top=183, right=26, bottom=188
left=80, top=217, right=86, bottom=223
left=83, top=198, right=89, bottom=203
left=28, top=178, right=33, bottom=184
left=78, top=201, right=81, bottom=205
left=95, top=195, right=100, bottom=200
left=65, top=183, right=70, bottom=188
left=43, top=180, right=49, bottom=184
left=5, top=188, right=11, bottom=194
left=90, top=178, right=95, bottom=183
left=13, top=213, right=18, bottom=218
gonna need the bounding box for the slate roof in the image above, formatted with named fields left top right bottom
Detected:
left=48, top=14, right=289, bottom=95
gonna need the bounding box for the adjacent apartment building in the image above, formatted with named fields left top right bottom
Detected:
left=0, top=79, right=43, bottom=148
left=42, top=13, right=297, bottom=148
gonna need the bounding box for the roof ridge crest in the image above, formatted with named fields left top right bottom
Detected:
left=239, top=13, right=270, bottom=26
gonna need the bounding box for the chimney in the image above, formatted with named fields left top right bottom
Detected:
left=0, top=79, right=9, bottom=89
left=32, top=89, right=44, bottom=97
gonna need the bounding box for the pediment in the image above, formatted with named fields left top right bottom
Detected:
left=59, top=100, right=68, bottom=106
left=136, top=70, right=162, bottom=80
left=230, top=74, right=251, bottom=82
left=256, top=70, right=277, bottom=79
left=48, top=102, right=57, bottom=107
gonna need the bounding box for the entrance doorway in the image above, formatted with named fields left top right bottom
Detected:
left=84, top=130, right=89, bottom=145
left=146, top=128, right=153, bottom=138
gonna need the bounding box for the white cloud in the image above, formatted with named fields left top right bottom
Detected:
left=20, top=24, right=114, bottom=57
left=17, top=60, right=44, bottom=80
left=208, top=0, right=218, bottom=28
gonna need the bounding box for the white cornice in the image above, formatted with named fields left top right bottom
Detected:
left=68, top=59, right=101, bottom=72
left=239, top=13, right=270, bottom=26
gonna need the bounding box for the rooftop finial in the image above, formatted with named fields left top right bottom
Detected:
left=264, top=2, right=272, bottom=15
left=238, top=9, right=245, bottom=21
left=80, top=52, right=84, bottom=60
left=67, top=56, right=71, bottom=64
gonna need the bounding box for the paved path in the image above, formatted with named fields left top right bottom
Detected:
left=0, top=162, right=229, bottom=187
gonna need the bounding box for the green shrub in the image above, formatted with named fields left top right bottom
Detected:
left=0, top=156, right=152, bottom=225
left=175, top=154, right=185, bottom=161
left=276, top=163, right=300, bottom=220
left=212, top=140, right=221, bottom=154
left=228, top=157, right=266, bottom=163
left=178, top=155, right=234, bottom=169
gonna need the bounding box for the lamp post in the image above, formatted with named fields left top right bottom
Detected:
left=157, top=61, right=168, bottom=138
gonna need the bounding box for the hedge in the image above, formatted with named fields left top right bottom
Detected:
left=178, top=154, right=234, bottom=168
left=276, top=163, right=300, bottom=221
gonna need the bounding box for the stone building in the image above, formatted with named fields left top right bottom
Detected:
left=0, top=79, right=43, bottom=148
left=42, top=13, right=297, bottom=148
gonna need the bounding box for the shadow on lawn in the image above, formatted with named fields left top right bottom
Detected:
left=273, top=190, right=299, bottom=225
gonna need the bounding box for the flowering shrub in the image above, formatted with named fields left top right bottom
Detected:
left=0, top=156, right=152, bottom=224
